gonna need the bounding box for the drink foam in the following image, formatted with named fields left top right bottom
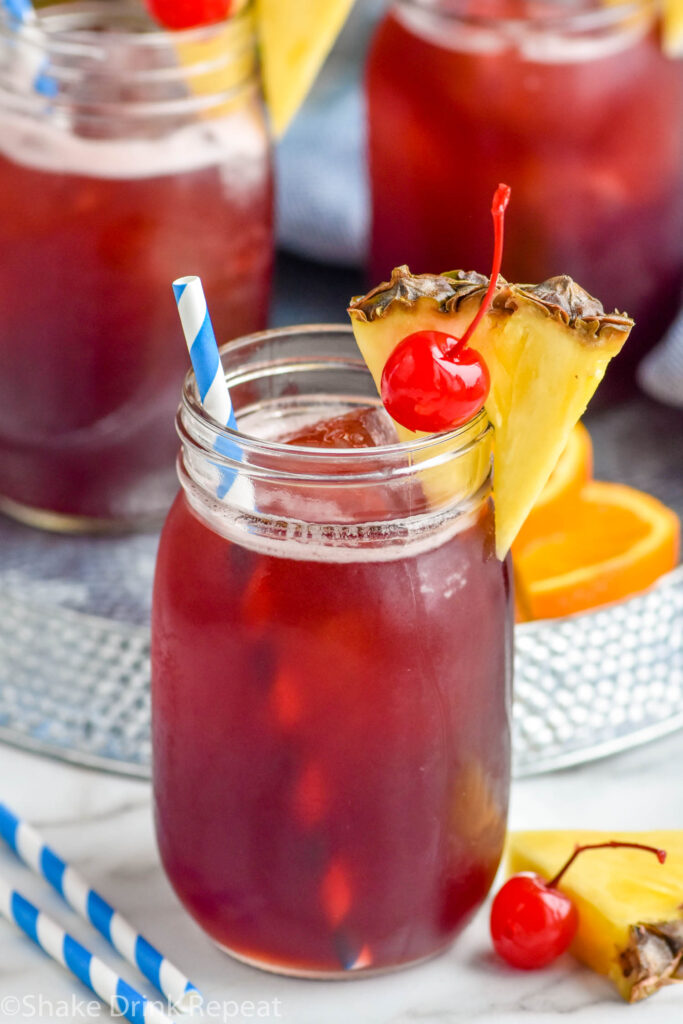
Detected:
left=183, top=476, right=486, bottom=565
left=0, top=103, right=268, bottom=180
left=180, top=403, right=489, bottom=565
left=396, top=3, right=650, bottom=63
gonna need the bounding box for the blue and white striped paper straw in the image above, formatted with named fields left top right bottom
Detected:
left=3, top=0, right=34, bottom=20
left=173, top=275, right=241, bottom=496
left=0, top=804, right=201, bottom=1012
left=0, top=878, right=172, bottom=1024
left=1, top=0, right=57, bottom=97
left=173, top=275, right=236, bottom=430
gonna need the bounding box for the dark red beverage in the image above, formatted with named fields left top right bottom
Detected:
left=367, top=1, right=683, bottom=373
left=0, top=4, right=273, bottom=528
left=152, top=374, right=512, bottom=976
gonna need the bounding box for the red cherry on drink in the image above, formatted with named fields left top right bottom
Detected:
left=381, top=331, right=490, bottom=433
left=381, top=183, right=510, bottom=434
left=490, top=840, right=667, bottom=970
left=145, top=0, right=230, bottom=30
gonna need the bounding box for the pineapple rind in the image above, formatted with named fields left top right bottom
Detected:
left=507, top=830, right=683, bottom=1002
left=350, top=268, right=632, bottom=342
left=350, top=267, right=489, bottom=322
left=620, top=921, right=683, bottom=1002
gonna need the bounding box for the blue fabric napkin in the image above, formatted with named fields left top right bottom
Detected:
left=638, top=309, right=683, bottom=408
left=274, top=0, right=386, bottom=268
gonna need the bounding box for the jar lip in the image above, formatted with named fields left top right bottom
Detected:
left=180, top=322, right=492, bottom=465
left=30, top=0, right=254, bottom=49
left=396, top=0, right=654, bottom=29
left=0, top=0, right=259, bottom=116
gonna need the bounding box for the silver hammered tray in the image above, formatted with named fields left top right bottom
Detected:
left=0, top=508, right=681, bottom=779
left=1, top=392, right=682, bottom=778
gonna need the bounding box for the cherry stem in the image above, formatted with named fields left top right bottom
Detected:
left=447, top=182, right=511, bottom=356
left=547, top=841, right=667, bottom=890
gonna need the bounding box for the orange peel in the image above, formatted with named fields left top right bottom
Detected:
left=514, top=480, right=680, bottom=620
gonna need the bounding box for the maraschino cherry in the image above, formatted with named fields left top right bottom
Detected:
left=146, top=0, right=231, bottom=30
left=490, top=840, right=667, bottom=970
left=381, top=183, right=511, bottom=434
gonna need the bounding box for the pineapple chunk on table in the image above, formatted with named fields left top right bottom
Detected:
left=507, top=830, right=683, bottom=1002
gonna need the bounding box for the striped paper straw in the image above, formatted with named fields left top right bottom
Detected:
left=0, top=804, right=201, bottom=1012
left=173, top=276, right=236, bottom=430
left=0, top=877, right=172, bottom=1024
left=1, top=0, right=57, bottom=97
left=3, top=0, right=34, bottom=19
left=173, top=275, right=241, bottom=497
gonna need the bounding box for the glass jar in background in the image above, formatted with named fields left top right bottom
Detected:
left=366, top=0, right=683, bottom=388
left=151, top=325, right=512, bottom=977
left=0, top=0, right=273, bottom=530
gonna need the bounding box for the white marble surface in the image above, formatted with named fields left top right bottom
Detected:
left=0, top=734, right=681, bottom=1024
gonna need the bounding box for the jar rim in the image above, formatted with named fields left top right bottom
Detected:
left=15, top=0, right=254, bottom=49
left=395, top=0, right=655, bottom=30
left=0, top=0, right=259, bottom=117
left=179, top=322, right=492, bottom=472
left=177, top=323, right=494, bottom=539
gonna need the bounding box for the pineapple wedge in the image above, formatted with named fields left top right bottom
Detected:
left=348, top=267, right=633, bottom=559
left=603, top=0, right=683, bottom=57
left=664, top=0, right=683, bottom=56
left=507, top=830, right=683, bottom=1002
left=255, top=0, right=357, bottom=137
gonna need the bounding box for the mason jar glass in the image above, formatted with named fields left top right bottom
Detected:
left=0, top=0, right=273, bottom=530
left=151, top=324, right=513, bottom=977
left=366, top=0, right=683, bottom=384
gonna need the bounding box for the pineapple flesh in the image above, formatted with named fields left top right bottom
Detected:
left=255, top=0, right=357, bottom=136
left=507, top=830, right=683, bottom=1002
left=348, top=267, right=633, bottom=559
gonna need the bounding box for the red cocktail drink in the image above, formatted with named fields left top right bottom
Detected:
left=0, top=3, right=273, bottom=528
left=367, top=0, right=683, bottom=372
left=152, top=326, right=512, bottom=976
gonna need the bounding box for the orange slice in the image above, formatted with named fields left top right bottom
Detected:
left=513, top=422, right=593, bottom=552
left=513, top=481, right=680, bottom=620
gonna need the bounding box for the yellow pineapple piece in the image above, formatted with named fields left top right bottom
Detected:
left=173, top=10, right=257, bottom=117
left=663, top=0, right=683, bottom=56
left=348, top=267, right=633, bottom=559
left=603, top=0, right=683, bottom=57
left=507, top=830, right=683, bottom=1002
left=255, top=0, right=357, bottom=136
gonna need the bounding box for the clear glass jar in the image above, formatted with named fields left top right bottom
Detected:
left=367, top=0, right=683, bottom=387
left=0, top=0, right=273, bottom=531
left=151, top=324, right=513, bottom=977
